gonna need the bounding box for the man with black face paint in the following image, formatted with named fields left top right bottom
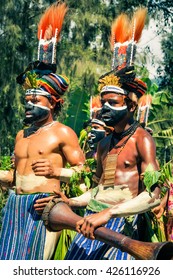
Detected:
left=56, top=69, right=160, bottom=260
left=86, top=118, right=107, bottom=159
left=0, top=72, right=85, bottom=261
left=85, top=95, right=113, bottom=160
left=0, top=2, right=85, bottom=260
left=100, top=87, right=129, bottom=127
left=34, top=7, right=161, bottom=260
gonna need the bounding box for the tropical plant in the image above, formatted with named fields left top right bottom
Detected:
left=0, top=156, right=13, bottom=230
left=148, top=87, right=173, bottom=164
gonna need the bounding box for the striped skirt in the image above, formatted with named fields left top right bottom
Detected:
left=0, top=192, right=49, bottom=260
left=65, top=210, right=138, bottom=260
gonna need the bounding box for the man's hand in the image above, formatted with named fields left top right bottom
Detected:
left=31, top=159, right=58, bottom=177
left=76, top=208, right=111, bottom=240
left=34, top=189, right=69, bottom=214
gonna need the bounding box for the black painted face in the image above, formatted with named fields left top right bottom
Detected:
left=23, top=101, right=50, bottom=125
left=88, top=128, right=106, bottom=147
left=101, top=102, right=128, bottom=126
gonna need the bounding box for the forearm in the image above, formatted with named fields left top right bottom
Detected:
left=59, top=168, right=75, bottom=182
left=69, top=190, right=92, bottom=208
left=58, top=165, right=85, bottom=183
left=109, top=191, right=161, bottom=218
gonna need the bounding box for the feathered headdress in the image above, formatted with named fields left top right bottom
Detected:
left=90, top=95, right=105, bottom=126
left=90, top=95, right=102, bottom=117
left=136, top=93, right=152, bottom=126
left=37, top=1, right=68, bottom=65
left=98, top=7, right=148, bottom=102
left=16, top=1, right=69, bottom=105
left=111, top=7, right=147, bottom=70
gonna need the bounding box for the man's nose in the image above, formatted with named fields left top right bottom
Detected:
left=101, top=104, right=110, bottom=112
left=25, top=102, right=33, bottom=110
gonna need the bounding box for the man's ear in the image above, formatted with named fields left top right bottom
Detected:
left=125, top=98, right=137, bottom=112
left=129, top=101, right=138, bottom=112
left=49, top=98, right=56, bottom=109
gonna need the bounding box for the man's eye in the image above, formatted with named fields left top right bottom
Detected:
left=108, top=100, right=117, bottom=106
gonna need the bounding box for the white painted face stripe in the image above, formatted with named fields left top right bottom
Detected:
left=27, top=101, right=50, bottom=111
left=104, top=102, right=127, bottom=111
left=91, top=128, right=105, bottom=132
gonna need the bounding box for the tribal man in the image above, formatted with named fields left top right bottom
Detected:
left=0, top=2, right=85, bottom=260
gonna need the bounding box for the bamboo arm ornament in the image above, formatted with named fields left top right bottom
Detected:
left=59, top=168, right=75, bottom=182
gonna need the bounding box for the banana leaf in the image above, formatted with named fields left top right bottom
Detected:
left=53, top=229, right=76, bottom=260
left=64, top=86, right=90, bottom=136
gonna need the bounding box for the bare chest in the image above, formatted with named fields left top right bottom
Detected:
left=15, top=130, right=60, bottom=159
left=102, top=136, right=138, bottom=171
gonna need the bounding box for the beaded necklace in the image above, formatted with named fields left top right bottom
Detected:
left=24, top=121, right=56, bottom=138
left=110, top=120, right=140, bottom=152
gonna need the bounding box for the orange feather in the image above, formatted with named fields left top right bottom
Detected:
left=138, top=94, right=152, bottom=107
left=110, top=14, right=130, bottom=49
left=92, top=95, right=102, bottom=110
left=129, top=7, right=147, bottom=42
left=37, top=2, right=68, bottom=41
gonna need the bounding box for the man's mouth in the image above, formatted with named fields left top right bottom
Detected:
left=102, top=114, right=111, bottom=120
left=25, top=112, right=33, bottom=117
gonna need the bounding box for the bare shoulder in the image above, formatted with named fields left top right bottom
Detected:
left=16, top=129, right=24, bottom=141
left=135, top=126, right=156, bottom=159
left=135, top=126, right=155, bottom=144
left=53, top=122, right=79, bottom=146
left=54, top=122, right=78, bottom=137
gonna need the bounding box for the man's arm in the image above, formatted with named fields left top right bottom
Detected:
left=152, top=191, right=168, bottom=219
left=109, top=191, right=160, bottom=217
left=34, top=188, right=92, bottom=213
left=76, top=130, right=161, bottom=239
left=60, top=125, right=85, bottom=167
left=31, top=125, right=85, bottom=180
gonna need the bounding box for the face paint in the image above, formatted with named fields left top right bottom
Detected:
left=23, top=101, right=50, bottom=125
left=90, top=129, right=105, bottom=143
left=101, top=102, right=128, bottom=126
left=87, top=128, right=105, bottom=149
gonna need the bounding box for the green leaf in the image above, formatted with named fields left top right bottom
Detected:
left=143, top=164, right=161, bottom=192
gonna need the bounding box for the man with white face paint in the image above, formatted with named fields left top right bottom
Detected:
left=0, top=71, right=85, bottom=260
left=86, top=115, right=112, bottom=160
left=35, top=7, right=161, bottom=260
left=0, top=2, right=85, bottom=260
left=57, top=68, right=161, bottom=260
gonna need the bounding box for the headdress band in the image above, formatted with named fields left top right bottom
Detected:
left=91, top=119, right=106, bottom=127
left=25, top=88, right=51, bottom=98
left=100, top=85, right=126, bottom=95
